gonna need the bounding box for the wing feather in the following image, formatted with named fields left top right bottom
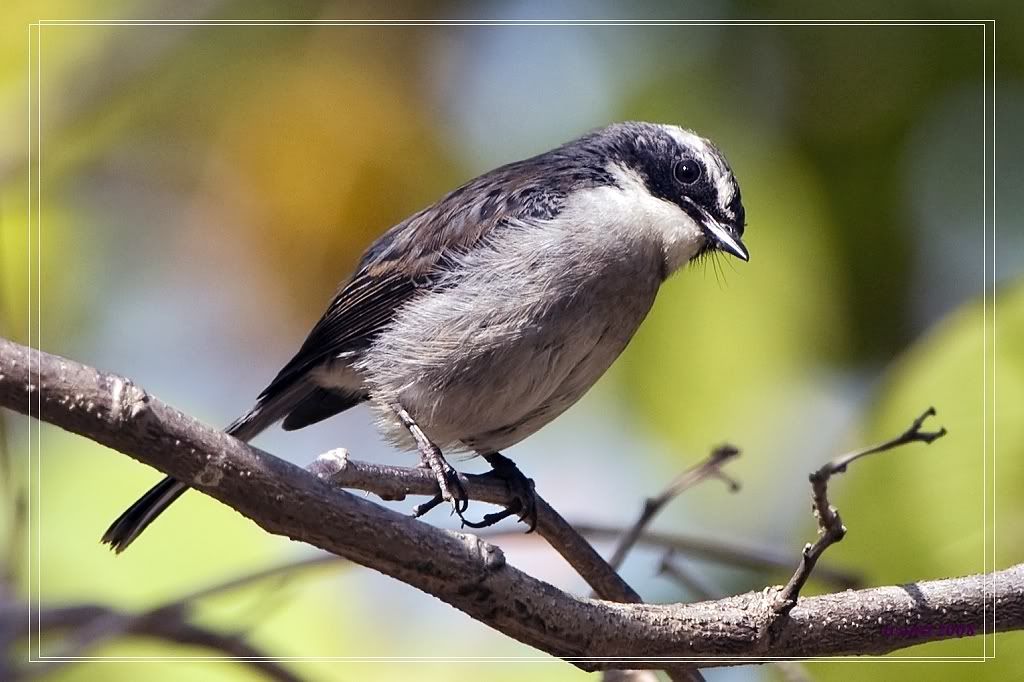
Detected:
left=253, top=149, right=610, bottom=404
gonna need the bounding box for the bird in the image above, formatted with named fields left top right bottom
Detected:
left=102, top=121, right=748, bottom=553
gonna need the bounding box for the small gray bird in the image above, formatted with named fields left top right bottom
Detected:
left=102, top=121, right=748, bottom=552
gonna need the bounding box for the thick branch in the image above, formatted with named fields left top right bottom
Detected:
left=1, top=338, right=1019, bottom=668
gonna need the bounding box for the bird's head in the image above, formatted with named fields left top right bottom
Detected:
left=577, top=122, right=748, bottom=273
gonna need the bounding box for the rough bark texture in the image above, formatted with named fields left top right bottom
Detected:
left=1, top=337, right=1019, bottom=670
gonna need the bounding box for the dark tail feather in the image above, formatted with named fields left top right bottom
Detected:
left=101, top=476, right=188, bottom=553
left=101, top=382, right=312, bottom=553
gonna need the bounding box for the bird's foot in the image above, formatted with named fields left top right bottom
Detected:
left=411, top=448, right=470, bottom=519
left=391, top=403, right=471, bottom=520
left=462, top=452, right=538, bottom=532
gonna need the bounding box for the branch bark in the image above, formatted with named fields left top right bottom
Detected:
left=309, top=448, right=641, bottom=602
left=1, top=337, right=1020, bottom=669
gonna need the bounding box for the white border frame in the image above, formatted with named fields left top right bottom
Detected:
left=24, top=17, right=997, bottom=667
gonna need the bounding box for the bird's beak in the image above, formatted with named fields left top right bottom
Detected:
left=703, top=216, right=749, bottom=262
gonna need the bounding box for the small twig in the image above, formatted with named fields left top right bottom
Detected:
left=557, top=523, right=861, bottom=589
left=606, top=445, right=740, bottom=573
left=658, top=551, right=727, bottom=599
left=774, top=407, right=947, bottom=613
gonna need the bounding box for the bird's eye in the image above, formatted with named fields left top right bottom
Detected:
left=673, top=159, right=702, bottom=185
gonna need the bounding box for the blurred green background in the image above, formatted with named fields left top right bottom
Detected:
left=1, top=2, right=1021, bottom=681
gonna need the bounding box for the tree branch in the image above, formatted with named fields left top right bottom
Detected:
left=1, top=337, right=1019, bottom=669
left=309, top=448, right=640, bottom=602
left=307, top=452, right=702, bottom=681
left=658, top=551, right=812, bottom=682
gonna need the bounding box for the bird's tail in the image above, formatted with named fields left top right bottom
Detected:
left=100, top=475, right=189, bottom=553
left=100, top=383, right=309, bottom=553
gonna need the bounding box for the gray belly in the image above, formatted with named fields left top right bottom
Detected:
left=354, top=227, right=664, bottom=453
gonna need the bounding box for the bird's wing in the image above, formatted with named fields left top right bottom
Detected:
left=253, top=158, right=579, bottom=404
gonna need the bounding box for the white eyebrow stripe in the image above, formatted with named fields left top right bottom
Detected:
left=715, top=173, right=736, bottom=216
left=661, top=125, right=736, bottom=217
left=663, top=126, right=706, bottom=152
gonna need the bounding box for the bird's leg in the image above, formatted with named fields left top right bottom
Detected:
left=390, top=403, right=469, bottom=518
left=463, top=451, right=538, bottom=532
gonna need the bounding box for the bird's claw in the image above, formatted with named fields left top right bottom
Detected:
left=413, top=458, right=470, bottom=518
left=463, top=456, right=538, bottom=532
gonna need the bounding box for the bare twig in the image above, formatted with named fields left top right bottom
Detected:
left=606, top=445, right=740, bottom=572
left=1, top=338, right=1016, bottom=669
left=564, top=523, right=861, bottom=589
left=657, top=552, right=726, bottom=599
left=774, top=408, right=947, bottom=613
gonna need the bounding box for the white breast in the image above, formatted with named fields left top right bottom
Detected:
left=603, top=162, right=707, bottom=273
left=355, top=181, right=673, bottom=454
